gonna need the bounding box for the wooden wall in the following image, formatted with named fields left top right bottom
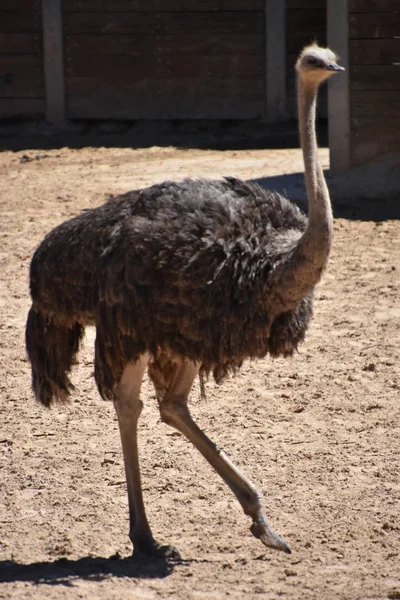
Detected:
left=286, top=0, right=327, bottom=117
left=0, top=0, right=45, bottom=118
left=63, top=0, right=266, bottom=120
left=0, top=0, right=332, bottom=123
left=349, top=0, right=400, bottom=165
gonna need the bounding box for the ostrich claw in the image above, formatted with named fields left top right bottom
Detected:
left=250, top=520, right=292, bottom=554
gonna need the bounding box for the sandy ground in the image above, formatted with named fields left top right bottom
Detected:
left=0, top=142, right=399, bottom=600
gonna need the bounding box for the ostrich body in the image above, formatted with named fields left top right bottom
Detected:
left=26, top=45, right=344, bottom=557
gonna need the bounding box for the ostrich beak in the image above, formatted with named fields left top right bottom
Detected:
left=326, top=63, right=345, bottom=72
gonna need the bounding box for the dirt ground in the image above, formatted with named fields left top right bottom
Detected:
left=0, top=139, right=399, bottom=600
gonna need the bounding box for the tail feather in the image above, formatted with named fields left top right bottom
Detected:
left=25, top=307, right=84, bottom=407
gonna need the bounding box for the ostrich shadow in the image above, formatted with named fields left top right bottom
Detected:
left=252, top=172, right=400, bottom=221
left=0, top=553, right=188, bottom=585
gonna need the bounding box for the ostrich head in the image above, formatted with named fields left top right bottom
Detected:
left=296, top=44, right=345, bottom=85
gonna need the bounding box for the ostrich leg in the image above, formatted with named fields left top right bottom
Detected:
left=155, top=359, right=291, bottom=554
left=114, top=356, right=179, bottom=558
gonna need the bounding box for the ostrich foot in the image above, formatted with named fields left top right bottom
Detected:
left=250, top=518, right=291, bottom=554
left=133, top=537, right=181, bottom=560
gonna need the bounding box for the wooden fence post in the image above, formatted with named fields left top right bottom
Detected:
left=265, top=0, right=286, bottom=122
left=42, top=0, right=66, bottom=124
left=328, top=0, right=350, bottom=172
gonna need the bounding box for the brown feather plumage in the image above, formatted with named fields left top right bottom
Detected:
left=27, top=177, right=313, bottom=404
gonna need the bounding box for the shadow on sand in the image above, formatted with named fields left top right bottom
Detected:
left=0, top=553, right=185, bottom=586
left=2, top=118, right=398, bottom=222
left=0, top=118, right=307, bottom=152
left=252, top=171, right=400, bottom=222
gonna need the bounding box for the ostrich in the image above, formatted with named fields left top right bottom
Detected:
left=26, top=45, right=344, bottom=558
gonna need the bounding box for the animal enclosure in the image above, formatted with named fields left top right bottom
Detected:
left=328, top=0, right=400, bottom=170
left=1, top=0, right=399, bottom=171
left=0, top=0, right=44, bottom=118
left=64, top=0, right=265, bottom=119
left=349, top=0, right=400, bottom=165
left=0, top=0, right=326, bottom=121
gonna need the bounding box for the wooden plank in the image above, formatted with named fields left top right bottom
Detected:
left=0, top=98, right=44, bottom=117
left=351, top=65, right=400, bottom=90
left=67, top=91, right=264, bottom=119
left=287, top=9, right=327, bottom=29
left=265, top=0, right=286, bottom=122
left=351, top=90, right=400, bottom=116
left=0, top=11, right=42, bottom=33
left=0, top=33, right=41, bottom=54
left=287, top=31, right=327, bottom=55
left=0, top=0, right=41, bottom=9
left=66, top=53, right=264, bottom=79
left=287, top=0, right=325, bottom=7
left=0, top=55, right=42, bottom=76
left=349, top=12, right=400, bottom=39
left=64, top=11, right=264, bottom=35
left=66, top=75, right=265, bottom=118
left=65, top=33, right=264, bottom=57
left=286, top=9, right=326, bottom=53
left=350, top=38, right=400, bottom=64
left=67, top=76, right=265, bottom=96
left=349, top=0, right=398, bottom=12
left=63, top=0, right=264, bottom=11
left=328, top=0, right=350, bottom=173
left=350, top=115, right=400, bottom=164
left=42, top=0, right=66, bottom=123
left=286, top=2, right=327, bottom=120
left=0, top=75, right=44, bottom=98
left=351, top=116, right=400, bottom=135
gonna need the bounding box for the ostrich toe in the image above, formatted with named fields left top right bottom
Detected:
left=133, top=539, right=181, bottom=561
left=250, top=521, right=292, bottom=554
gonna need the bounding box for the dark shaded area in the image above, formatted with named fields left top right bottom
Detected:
left=330, top=193, right=400, bottom=222
left=0, top=117, right=318, bottom=152
left=252, top=172, right=400, bottom=222
left=0, top=553, right=182, bottom=585
left=1, top=118, right=398, bottom=222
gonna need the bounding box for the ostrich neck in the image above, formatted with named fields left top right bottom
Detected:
left=299, top=80, right=332, bottom=235
left=270, top=77, right=333, bottom=311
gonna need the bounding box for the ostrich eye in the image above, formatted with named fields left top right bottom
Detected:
left=307, top=56, right=318, bottom=65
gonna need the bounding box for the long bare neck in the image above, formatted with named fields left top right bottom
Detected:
left=299, top=78, right=333, bottom=239
left=270, top=75, right=333, bottom=311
